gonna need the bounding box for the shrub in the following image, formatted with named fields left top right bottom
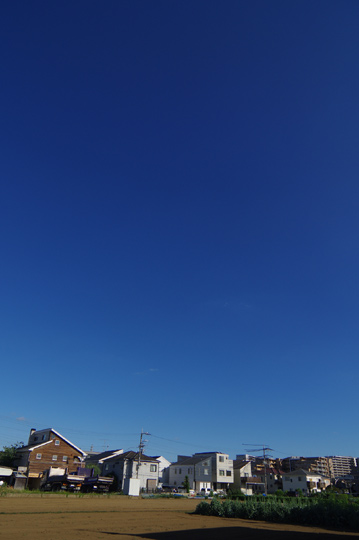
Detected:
left=194, top=495, right=359, bottom=532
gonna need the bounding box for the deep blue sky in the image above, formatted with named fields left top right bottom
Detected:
left=1, top=0, right=359, bottom=461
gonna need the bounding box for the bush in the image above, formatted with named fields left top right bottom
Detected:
left=194, top=496, right=359, bottom=532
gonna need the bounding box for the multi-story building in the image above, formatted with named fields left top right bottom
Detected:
left=168, top=452, right=234, bottom=493
left=282, top=469, right=330, bottom=495
left=282, top=456, right=330, bottom=477
left=327, top=456, right=357, bottom=479
left=150, top=455, right=171, bottom=486
left=14, top=428, right=87, bottom=489
left=99, top=450, right=160, bottom=493
left=232, top=459, right=259, bottom=495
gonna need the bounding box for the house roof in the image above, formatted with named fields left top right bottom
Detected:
left=150, top=456, right=171, bottom=466
left=261, top=467, right=284, bottom=475
left=16, top=440, right=53, bottom=452
left=171, top=455, right=209, bottom=466
left=100, top=451, right=159, bottom=463
left=194, top=452, right=223, bottom=455
left=233, top=460, right=251, bottom=470
left=284, top=468, right=329, bottom=479
left=18, top=429, right=86, bottom=456
left=92, top=450, right=123, bottom=462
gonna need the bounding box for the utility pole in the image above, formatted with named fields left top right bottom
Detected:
left=243, top=444, right=273, bottom=496
left=137, top=429, right=151, bottom=479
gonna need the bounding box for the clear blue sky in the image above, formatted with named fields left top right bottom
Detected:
left=1, top=0, right=359, bottom=462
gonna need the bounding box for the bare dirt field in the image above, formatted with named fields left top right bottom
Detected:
left=1, top=495, right=359, bottom=540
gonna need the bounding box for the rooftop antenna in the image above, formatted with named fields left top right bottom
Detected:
left=243, top=444, right=273, bottom=495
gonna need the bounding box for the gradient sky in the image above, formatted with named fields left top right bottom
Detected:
left=1, top=0, right=359, bottom=462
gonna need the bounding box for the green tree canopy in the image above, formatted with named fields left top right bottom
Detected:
left=182, top=475, right=190, bottom=493
left=0, top=442, right=24, bottom=468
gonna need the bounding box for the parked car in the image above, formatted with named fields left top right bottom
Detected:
left=198, top=487, right=216, bottom=496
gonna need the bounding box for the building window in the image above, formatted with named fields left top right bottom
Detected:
left=188, top=468, right=192, bottom=474
left=105, top=464, right=109, bottom=471
left=219, top=470, right=225, bottom=476
left=203, top=462, right=208, bottom=467
left=150, top=465, right=157, bottom=472
left=179, top=468, right=181, bottom=474
left=174, top=468, right=177, bottom=474
left=204, top=468, right=209, bottom=475
left=52, top=455, right=57, bottom=461
left=63, top=456, right=68, bottom=462
left=219, top=456, right=224, bottom=462
left=55, top=440, right=60, bottom=446
left=42, top=435, right=46, bottom=441
left=298, top=477, right=302, bottom=481
left=33, top=436, right=38, bottom=441
left=226, top=470, right=232, bottom=476
left=36, top=454, right=42, bottom=460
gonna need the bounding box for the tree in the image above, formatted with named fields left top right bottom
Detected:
left=0, top=442, right=24, bottom=467
left=182, top=475, right=190, bottom=493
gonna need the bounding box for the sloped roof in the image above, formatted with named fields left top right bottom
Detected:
left=16, top=440, right=53, bottom=452
left=284, top=468, right=329, bottom=479
left=100, top=451, right=159, bottom=463
left=92, top=450, right=123, bottom=462
left=233, top=460, right=251, bottom=470
left=18, top=429, right=86, bottom=456
left=194, top=452, right=223, bottom=456
left=171, top=455, right=209, bottom=466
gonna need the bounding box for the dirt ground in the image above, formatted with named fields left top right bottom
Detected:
left=1, top=495, right=359, bottom=540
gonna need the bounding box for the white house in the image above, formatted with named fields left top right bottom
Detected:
left=282, top=469, right=330, bottom=495
left=168, top=452, right=234, bottom=493
left=232, top=460, right=254, bottom=495
left=150, top=455, right=171, bottom=486
left=100, top=450, right=160, bottom=494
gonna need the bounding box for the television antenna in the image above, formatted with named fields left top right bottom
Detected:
left=243, top=444, right=274, bottom=495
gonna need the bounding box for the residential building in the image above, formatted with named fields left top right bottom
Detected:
left=99, top=450, right=160, bottom=493
left=282, top=469, right=330, bottom=495
left=232, top=459, right=256, bottom=495
left=281, top=456, right=301, bottom=472
left=235, top=454, right=256, bottom=462
left=252, top=466, right=284, bottom=494
left=85, top=449, right=124, bottom=467
left=168, top=452, right=234, bottom=493
left=327, top=456, right=357, bottom=479
left=14, top=428, right=87, bottom=489
left=282, top=456, right=330, bottom=477
left=150, top=455, right=171, bottom=486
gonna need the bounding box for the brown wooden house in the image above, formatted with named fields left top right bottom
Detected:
left=14, top=428, right=87, bottom=489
